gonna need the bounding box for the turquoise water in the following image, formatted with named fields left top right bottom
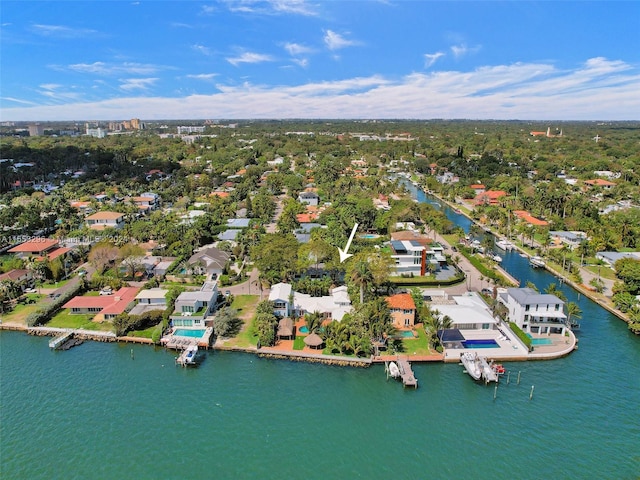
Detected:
left=529, top=337, right=553, bottom=346
left=173, top=328, right=205, bottom=338
left=2, top=327, right=639, bottom=479
left=299, top=326, right=309, bottom=333
left=360, top=234, right=379, bottom=239
left=396, top=330, right=415, bottom=338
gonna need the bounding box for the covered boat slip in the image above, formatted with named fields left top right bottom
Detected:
left=176, top=345, right=198, bottom=367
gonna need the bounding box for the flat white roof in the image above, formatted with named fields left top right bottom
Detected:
left=135, top=288, right=169, bottom=300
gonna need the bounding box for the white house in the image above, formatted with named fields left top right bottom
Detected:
left=388, top=239, right=446, bottom=276
left=170, top=281, right=218, bottom=328
left=298, top=191, right=320, bottom=206
left=85, top=211, right=125, bottom=230
left=435, top=292, right=498, bottom=330
left=129, top=288, right=169, bottom=315
left=499, top=288, right=567, bottom=335
left=268, top=283, right=352, bottom=321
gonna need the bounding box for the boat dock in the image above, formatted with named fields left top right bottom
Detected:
left=176, top=344, right=198, bottom=367
left=48, top=330, right=84, bottom=350
left=397, top=358, right=418, bottom=388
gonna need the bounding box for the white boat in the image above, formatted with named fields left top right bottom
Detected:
left=460, top=352, right=482, bottom=381
left=491, top=253, right=502, bottom=262
left=495, top=239, right=514, bottom=251
left=176, top=344, right=198, bottom=367
left=388, top=361, right=400, bottom=378
left=530, top=256, right=546, bottom=268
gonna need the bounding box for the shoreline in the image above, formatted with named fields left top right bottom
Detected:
left=422, top=187, right=632, bottom=327
left=0, top=322, right=577, bottom=364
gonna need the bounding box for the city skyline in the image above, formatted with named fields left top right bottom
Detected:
left=1, top=0, right=639, bottom=121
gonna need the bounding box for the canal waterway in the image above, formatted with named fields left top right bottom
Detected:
left=1, top=184, right=639, bottom=479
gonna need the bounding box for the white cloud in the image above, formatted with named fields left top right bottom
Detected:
left=323, top=30, right=357, bottom=51
left=4, top=58, right=639, bottom=121
left=424, top=52, right=445, bottom=68
left=31, top=24, right=99, bottom=38
left=284, top=42, right=313, bottom=56
left=1, top=97, right=39, bottom=106
left=192, top=44, right=213, bottom=56
left=66, top=62, right=168, bottom=75
left=218, top=0, right=318, bottom=16
left=450, top=43, right=481, bottom=58
left=227, top=52, right=274, bottom=66
left=186, top=73, right=219, bottom=80
left=39, top=83, right=62, bottom=91
left=119, top=78, right=158, bottom=91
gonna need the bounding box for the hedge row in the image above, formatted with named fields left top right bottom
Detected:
left=26, top=281, right=86, bottom=327
left=509, top=321, right=532, bottom=350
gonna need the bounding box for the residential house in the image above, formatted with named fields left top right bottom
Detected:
left=187, top=246, right=230, bottom=279
left=470, top=184, right=486, bottom=195
left=226, top=218, right=251, bottom=229
left=595, top=251, right=640, bottom=267
left=498, top=288, right=567, bottom=335
left=434, top=292, right=497, bottom=330
left=131, top=193, right=160, bottom=214
left=268, top=283, right=352, bottom=321
left=513, top=210, right=549, bottom=227
left=584, top=179, right=616, bottom=190
left=62, top=287, right=140, bottom=321
left=549, top=231, right=587, bottom=250
left=386, top=293, right=416, bottom=328
left=8, top=238, right=70, bottom=261
left=298, top=191, right=320, bottom=207
left=170, top=281, right=218, bottom=328
left=129, top=288, right=169, bottom=315
left=85, top=211, right=125, bottom=230
left=0, top=269, right=33, bottom=289
left=475, top=190, right=507, bottom=206
left=387, top=232, right=446, bottom=276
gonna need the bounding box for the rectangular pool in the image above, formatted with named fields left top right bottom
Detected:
left=173, top=329, right=206, bottom=338
left=530, top=337, right=553, bottom=346
left=462, top=339, right=499, bottom=349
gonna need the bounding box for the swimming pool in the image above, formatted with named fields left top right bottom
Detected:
left=396, top=330, right=415, bottom=338
left=462, top=339, right=499, bottom=348
left=299, top=326, right=309, bottom=333
left=530, top=337, right=553, bottom=346
left=174, top=329, right=206, bottom=338
left=360, top=234, right=380, bottom=239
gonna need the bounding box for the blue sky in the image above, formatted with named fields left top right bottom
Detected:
left=1, top=0, right=639, bottom=121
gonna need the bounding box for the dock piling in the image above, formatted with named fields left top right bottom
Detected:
left=529, top=385, right=535, bottom=400
left=517, top=371, right=521, bottom=385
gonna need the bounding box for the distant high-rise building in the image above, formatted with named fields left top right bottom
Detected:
left=177, top=125, right=206, bottom=134
left=28, top=123, right=45, bottom=136
left=130, top=118, right=140, bottom=129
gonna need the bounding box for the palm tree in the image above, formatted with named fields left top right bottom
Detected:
left=565, top=302, right=582, bottom=329
left=544, top=282, right=567, bottom=301
left=305, top=311, right=323, bottom=334
left=350, top=259, right=374, bottom=304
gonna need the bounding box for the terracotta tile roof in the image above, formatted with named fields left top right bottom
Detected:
left=8, top=238, right=59, bottom=253
left=210, top=191, right=230, bottom=198
left=386, top=293, right=416, bottom=310
left=470, top=184, right=485, bottom=189
left=390, top=231, right=432, bottom=245
left=86, top=211, right=124, bottom=221
left=63, top=287, right=140, bottom=315
left=584, top=179, right=616, bottom=187
left=513, top=210, right=548, bottom=226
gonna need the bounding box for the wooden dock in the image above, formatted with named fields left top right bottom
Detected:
left=397, top=358, right=418, bottom=388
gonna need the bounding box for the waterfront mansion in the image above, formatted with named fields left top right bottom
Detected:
left=499, top=287, right=568, bottom=335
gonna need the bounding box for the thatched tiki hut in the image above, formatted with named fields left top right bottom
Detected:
left=303, top=333, right=324, bottom=349
left=277, top=318, right=294, bottom=340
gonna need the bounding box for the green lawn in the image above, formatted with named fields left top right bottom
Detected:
left=47, top=310, right=112, bottom=331
left=397, top=327, right=435, bottom=356
left=585, top=265, right=616, bottom=280
left=128, top=324, right=159, bottom=339
left=293, top=337, right=305, bottom=350
left=224, top=295, right=260, bottom=348
left=0, top=296, right=45, bottom=325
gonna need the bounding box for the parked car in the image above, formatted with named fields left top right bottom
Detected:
left=99, top=287, right=113, bottom=296
left=25, top=288, right=38, bottom=293
left=481, top=288, right=493, bottom=296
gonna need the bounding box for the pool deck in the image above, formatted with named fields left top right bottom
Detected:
left=443, top=327, right=576, bottom=363
left=161, top=327, right=214, bottom=350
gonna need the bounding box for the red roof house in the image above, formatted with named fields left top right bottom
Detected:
left=63, top=287, right=140, bottom=321
left=386, top=293, right=416, bottom=328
